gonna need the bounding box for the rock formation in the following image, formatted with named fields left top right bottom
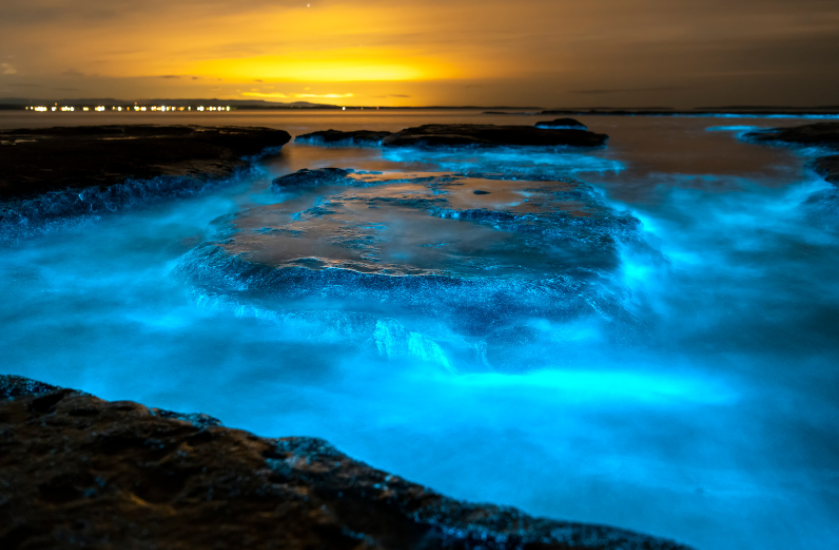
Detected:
left=295, top=129, right=394, bottom=146
left=744, top=123, right=839, bottom=184
left=381, top=124, right=608, bottom=149
left=0, top=374, right=692, bottom=550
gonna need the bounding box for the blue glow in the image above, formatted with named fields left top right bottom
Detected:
left=2, top=114, right=839, bottom=550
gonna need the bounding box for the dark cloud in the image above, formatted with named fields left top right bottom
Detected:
left=61, top=69, right=84, bottom=77
left=570, top=87, right=690, bottom=95
left=159, top=75, right=180, bottom=79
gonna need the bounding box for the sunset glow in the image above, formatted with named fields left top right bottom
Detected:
left=1, top=0, right=838, bottom=106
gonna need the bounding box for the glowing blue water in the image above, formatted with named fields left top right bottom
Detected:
left=1, top=113, right=837, bottom=550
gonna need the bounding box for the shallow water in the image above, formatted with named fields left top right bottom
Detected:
left=2, top=111, right=838, bottom=550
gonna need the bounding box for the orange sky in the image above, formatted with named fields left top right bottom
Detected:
left=1, top=0, right=838, bottom=107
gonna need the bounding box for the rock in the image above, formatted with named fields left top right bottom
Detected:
left=0, top=374, right=693, bottom=550
left=535, top=118, right=588, bottom=130
left=272, top=168, right=354, bottom=190
left=179, top=171, right=640, bottom=342
left=744, top=123, right=839, bottom=185
left=0, top=125, right=291, bottom=201
left=744, top=122, right=839, bottom=149
left=0, top=125, right=292, bottom=241
left=295, top=129, right=394, bottom=146
left=381, top=124, right=608, bottom=149
left=814, top=155, right=839, bottom=185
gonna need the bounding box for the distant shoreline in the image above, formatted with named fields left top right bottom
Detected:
left=2, top=103, right=838, bottom=117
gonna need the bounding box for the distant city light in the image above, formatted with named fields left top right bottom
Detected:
left=25, top=103, right=234, bottom=113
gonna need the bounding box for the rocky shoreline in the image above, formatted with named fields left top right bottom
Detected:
left=0, top=374, right=692, bottom=550
left=0, top=125, right=291, bottom=241
left=744, top=122, right=839, bottom=185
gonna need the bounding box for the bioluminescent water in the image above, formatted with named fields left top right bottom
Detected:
left=1, top=111, right=838, bottom=550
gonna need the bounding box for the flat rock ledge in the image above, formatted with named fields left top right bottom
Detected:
left=295, top=129, right=393, bottom=147
left=0, top=125, right=291, bottom=242
left=744, top=122, right=839, bottom=185
left=0, top=374, right=692, bottom=550
left=0, top=125, right=292, bottom=201
left=381, top=124, right=608, bottom=149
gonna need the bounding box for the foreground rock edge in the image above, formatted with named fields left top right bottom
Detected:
left=0, top=374, right=693, bottom=550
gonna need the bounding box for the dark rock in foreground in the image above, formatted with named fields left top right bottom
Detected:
left=0, top=125, right=291, bottom=201
left=535, top=118, right=588, bottom=130
left=295, top=129, right=393, bottom=146
left=0, top=374, right=692, bottom=550
left=744, top=123, right=839, bottom=184
left=381, top=124, right=608, bottom=149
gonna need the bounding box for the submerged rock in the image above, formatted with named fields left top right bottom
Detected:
left=535, top=118, right=588, bottom=130
left=0, top=374, right=693, bottom=550
left=295, top=129, right=394, bottom=146
left=744, top=123, right=839, bottom=184
left=272, top=168, right=355, bottom=190
left=381, top=124, right=608, bottom=149
left=179, top=171, right=640, bottom=342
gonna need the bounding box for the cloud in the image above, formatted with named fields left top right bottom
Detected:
left=61, top=69, right=84, bottom=77
left=1, top=63, right=17, bottom=75
left=159, top=75, right=180, bottom=79
left=254, top=79, right=263, bottom=82
left=53, top=87, right=79, bottom=91
left=568, top=87, right=690, bottom=95
left=192, top=76, right=200, bottom=80
left=294, top=93, right=354, bottom=98
left=241, top=92, right=288, bottom=98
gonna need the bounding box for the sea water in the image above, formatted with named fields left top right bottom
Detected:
left=1, top=110, right=837, bottom=550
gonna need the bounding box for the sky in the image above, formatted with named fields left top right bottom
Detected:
left=1, top=0, right=838, bottom=107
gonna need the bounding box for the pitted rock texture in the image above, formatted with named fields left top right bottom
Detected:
left=381, top=124, right=608, bottom=149
left=295, top=130, right=394, bottom=146
left=0, top=125, right=291, bottom=201
left=0, top=374, right=692, bottom=550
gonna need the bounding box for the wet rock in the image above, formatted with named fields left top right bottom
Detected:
left=0, top=125, right=291, bottom=201
left=295, top=129, right=394, bottom=146
left=814, top=155, right=839, bottom=185
left=381, top=124, right=608, bottom=149
left=178, top=172, right=640, bottom=339
left=743, top=122, right=839, bottom=149
left=0, top=374, right=693, bottom=550
left=0, top=125, right=291, bottom=242
left=535, top=118, right=588, bottom=130
left=272, top=168, right=354, bottom=190
left=744, top=123, right=839, bottom=185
